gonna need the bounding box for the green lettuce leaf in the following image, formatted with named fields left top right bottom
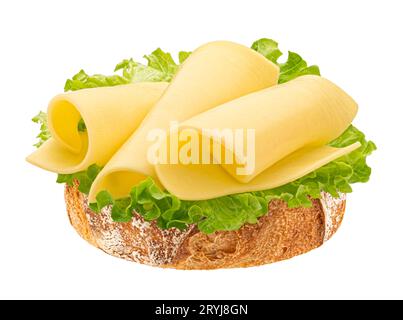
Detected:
left=114, top=58, right=165, bottom=82
left=64, top=69, right=129, bottom=91
left=143, top=48, right=179, bottom=81
left=278, top=52, right=320, bottom=83
left=251, top=38, right=283, bottom=63
left=178, top=51, right=192, bottom=64
left=77, top=118, right=86, bottom=132
left=65, top=48, right=189, bottom=92
left=56, top=164, right=102, bottom=195
left=251, top=38, right=320, bottom=83
left=32, top=111, right=51, bottom=148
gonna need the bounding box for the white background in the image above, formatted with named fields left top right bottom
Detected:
left=0, top=0, right=402, bottom=300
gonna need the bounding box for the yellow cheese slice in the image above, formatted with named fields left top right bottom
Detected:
left=88, top=41, right=280, bottom=202
left=155, top=143, right=360, bottom=200
left=26, top=82, right=168, bottom=174
left=155, top=75, right=360, bottom=200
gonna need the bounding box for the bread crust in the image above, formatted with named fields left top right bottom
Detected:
left=65, top=184, right=346, bottom=269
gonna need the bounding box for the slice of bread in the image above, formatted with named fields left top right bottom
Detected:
left=65, top=184, right=346, bottom=269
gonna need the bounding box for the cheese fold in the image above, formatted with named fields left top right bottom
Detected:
left=154, top=75, right=360, bottom=200
left=88, top=41, right=280, bottom=201
left=26, top=82, right=168, bottom=174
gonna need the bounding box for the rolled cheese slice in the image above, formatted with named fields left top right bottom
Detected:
left=88, top=41, right=279, bottom=202
left=155, top=75, right=360, bottom=200
left=26, top=82, right=168, bottom=174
